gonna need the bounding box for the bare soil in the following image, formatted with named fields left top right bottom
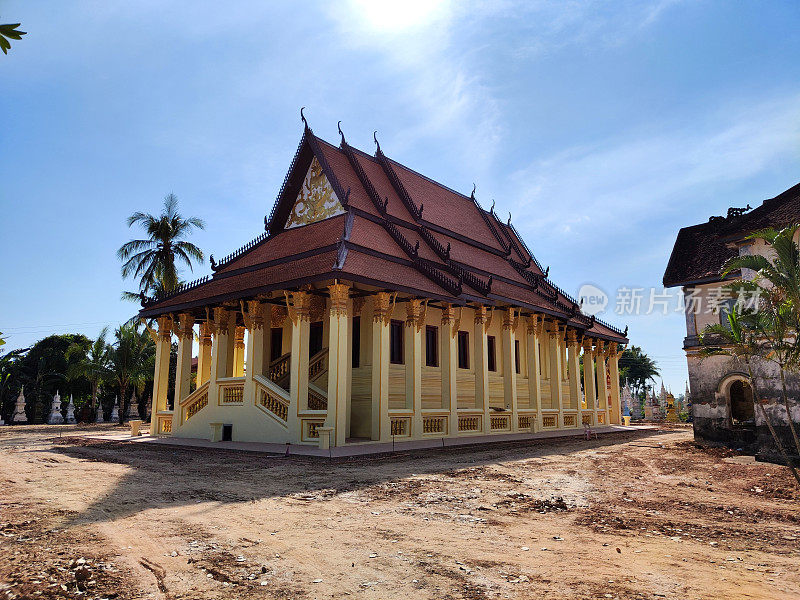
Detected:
left=0, top=424, right=798, bottom=600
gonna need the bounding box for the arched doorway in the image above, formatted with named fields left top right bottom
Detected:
left=729, top=379, right=754, bottom=425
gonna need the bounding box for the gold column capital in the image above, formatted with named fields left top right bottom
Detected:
left=566, top=328, right=579, bottom=346
left=546, top=319, right=563, bottom=338
left=441, top=303, right=455, bottom=325
left=176, top=313, right=194, bottom=341
left=245, top=299, right=265, bottom=330
left=527, top=314, right=539, bottom=335
left=328, top=283, right=350, bottom=318
left=502, top=307, right=518, bottom=331
left=198, top=321, right=213, bottom=346
left=406, top=298, right=427, bottom=331
left=285, top=290, right=312, bottom=324
left=156, top=315, right=173, bottom=341
left=212, top=306, right=232, bottom=334
left=234, top=325, right=246, bottom=349
left=372, top=291, right=395, bottom=325
left=582, top=337, right=595, bottom=352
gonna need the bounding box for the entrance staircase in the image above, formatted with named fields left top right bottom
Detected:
left=269, top=347, right=329, bottom=409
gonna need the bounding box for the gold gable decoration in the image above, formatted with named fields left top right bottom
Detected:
left=285, top=157, right=344, bottom=228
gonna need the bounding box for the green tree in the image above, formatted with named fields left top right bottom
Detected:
left=108, top=323, right=155, bottom=424
left=117, top=193, right=205, bottom=296
left=66, top=328, right=112, bottom=415
left=0, top=21, right=26, bottom=54
left=15, top=334, right=91, bottom=422
left=701, top=307, right=800, bottom=487
left=721, top=224, right=800, bottom=462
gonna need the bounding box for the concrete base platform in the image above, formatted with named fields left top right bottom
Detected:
left=80, top=424, right=655, bottom=458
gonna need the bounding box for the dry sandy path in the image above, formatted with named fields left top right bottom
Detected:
left=1, top=424, right=798, bottom=599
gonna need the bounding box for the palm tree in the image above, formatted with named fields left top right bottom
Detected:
left=618, top=346, right=660, bottom=411
left=117, top=193, right=205, bottom=296
left=108, top=323, right=155, bottom=424
left=65, top=328, right=112, bottom=415
left=700, top=307, right=800, bottom=487
left=0, top=20, right=26, bottom=54
left=721, top=225, right=800, bottom=460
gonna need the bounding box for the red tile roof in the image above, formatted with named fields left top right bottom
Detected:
left=140, top=126, right=627, bottom=342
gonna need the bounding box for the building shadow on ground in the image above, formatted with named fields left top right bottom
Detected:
left=47, top=428, right=674, bottom=528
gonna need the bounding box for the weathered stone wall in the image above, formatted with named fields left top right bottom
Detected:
left=687, top=352, right=800, bottom=454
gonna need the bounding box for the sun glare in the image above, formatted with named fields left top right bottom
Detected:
left=351, top=0, right=449, bottom=33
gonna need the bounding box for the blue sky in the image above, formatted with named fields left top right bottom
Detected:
left=2, top=0, right=799, bottom=394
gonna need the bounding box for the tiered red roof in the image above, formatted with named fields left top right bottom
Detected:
left=140, top=123, right=627, bottom=343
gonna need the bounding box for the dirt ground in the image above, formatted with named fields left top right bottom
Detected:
left=0, top=425, right=798, bottom=600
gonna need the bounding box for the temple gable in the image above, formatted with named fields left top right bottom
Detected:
left=285, top=157, right=344, bottom=228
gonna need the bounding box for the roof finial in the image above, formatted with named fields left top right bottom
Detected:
left=373, top=130, right=381, bottom=153
left=338, top=120, right=346, bottom=144
left=544, top=266, right=549, bottom=277
left=507, top=212, right=512, bottom=226
left=623, top=325, right=629, bottom=336
left=470, top=183, right=476, bottom=201
left=300, top=107, right=308, bottom=130
left=490, top=199, right=495, bottom=214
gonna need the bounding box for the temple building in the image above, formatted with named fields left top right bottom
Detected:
left=140, top=118, right=628, bottom=448
left=664, top=181, right=800, bottom=454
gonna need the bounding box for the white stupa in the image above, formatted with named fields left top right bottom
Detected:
left=126, top=391, right=140, bottom=419
left=65, top=394, right=76, bottom=424
left=12, top=387, right=27, bottom=424
left=48, top=391, right=64, bottom=424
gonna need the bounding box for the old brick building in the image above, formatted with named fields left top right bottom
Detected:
left=664, top=182, right=800, bottom=454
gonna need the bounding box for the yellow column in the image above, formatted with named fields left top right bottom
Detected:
left=441, top=304, right=459, bottom=436
left=567, top=329, right=581, bottom=426
left=233, top=326, right=246, bottom=377
left=474, top=306, right=490, bottom=433
left=244, top=301, right=265, bottom=379
left=149, top=315, right=172, bottom=435
left=608, top=342, right=622, bottom=425
left=371, top=292, right=392, bottom=441
left=196, top=321, right=212, bottom=387
left=261, top=305, right=273, bottom=377
left=405, top=299, right=424, bottom=438
left=596, top=340, right=609, bottom=425
left=501, top=307, right=519, bottom=432
left=287, top=291, right=311, bottom=442
left=582, top=339, right=597, bottom=425
left=173, top=313, right=194, bottom=429
left=326, top=284, right=350, bottom=446
left=548, top=320, right=564, bottom=427
left=210, top=307, right=233, bottom=382
left=526, top=315, right=543, bottom=432
left=243, top=300, right=265, bottom=415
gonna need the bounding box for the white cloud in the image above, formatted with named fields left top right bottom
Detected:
left=327, top=0, right=503, bottom=174
left=508, top=93, right=800, bottom=239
